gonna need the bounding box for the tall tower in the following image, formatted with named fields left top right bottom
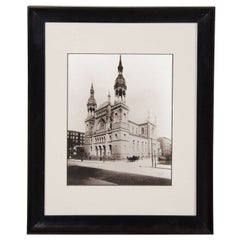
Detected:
left=87, top=83, right=97, bottom=116
left=114, top=55, right=127, bottom=103
left=112, top=55, right=129, bottom=159
left=84, top=83, right=97, bottom=157
left=86, top=83, right=97, bottom=137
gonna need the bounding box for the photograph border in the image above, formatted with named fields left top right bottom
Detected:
left=28, top=7, right=214, bottom=234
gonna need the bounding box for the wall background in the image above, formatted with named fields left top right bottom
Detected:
left=0, top=0, right=239, bottom=239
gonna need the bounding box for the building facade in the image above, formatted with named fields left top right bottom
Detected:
left=84, top=56, right=158, bottom=160
left=67, top=130, right=85, bottom=158
left=158, top=137, right=172, bottom=161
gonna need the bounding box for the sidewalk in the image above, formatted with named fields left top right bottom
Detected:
left=68, top=158, right=172, bottom=179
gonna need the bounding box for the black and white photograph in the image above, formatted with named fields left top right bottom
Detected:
left=67, top=54, right=173, bottom=185
left=7, top=0, right=240, bottom=237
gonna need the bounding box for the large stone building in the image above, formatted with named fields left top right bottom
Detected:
left=84, top=56, right=158, bottom=160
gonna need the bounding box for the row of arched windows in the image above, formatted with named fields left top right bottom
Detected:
left=131, top=126, right=143, bottom=135
left=95, top=136, right=106, bottom=143
left=113, top=111, right=127, bottom=122
left=132, top=140, right=148, bottom=153
left=93, top=133, right=115, bottom=143
left=130, top=126, right=154, bottom=136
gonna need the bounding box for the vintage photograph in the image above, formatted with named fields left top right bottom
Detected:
left=67, top=54, right=172, bottom=185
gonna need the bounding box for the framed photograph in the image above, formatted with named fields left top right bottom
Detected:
left=28, top=7, right=214, bottom=234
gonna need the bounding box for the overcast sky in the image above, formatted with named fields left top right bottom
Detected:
left=68, top=54, right=172, bottom=139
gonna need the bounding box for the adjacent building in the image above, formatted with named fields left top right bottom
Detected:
left=158, top=137, right=172, bottom=161
left=67, top=130, right=85, bottom=158
left=84, top=56, right=158, bottom=160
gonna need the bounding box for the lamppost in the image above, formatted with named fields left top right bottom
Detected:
left=150, top=138, right=157, bottom=167
left=151, top=138, right=154, bottom=167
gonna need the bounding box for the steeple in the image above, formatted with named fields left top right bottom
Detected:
left=87, top=83, right=97, bottom=116
left=118, top=55, right=123, bottom=73
left=114, top=55, right=127, bottom=103
left=147, top=111, right=150, bottom=121
left=90, top=82, right=94, bottom=94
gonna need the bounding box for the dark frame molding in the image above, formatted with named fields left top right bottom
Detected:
left=28, top=7, right=214, bottom=234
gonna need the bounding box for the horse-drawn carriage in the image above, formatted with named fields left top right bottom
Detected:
left=127, top=155, right=140, bottom=162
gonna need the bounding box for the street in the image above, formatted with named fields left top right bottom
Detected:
left=67, top=159, right=172, bottom=185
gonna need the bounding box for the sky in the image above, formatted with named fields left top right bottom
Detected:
left=68, top=54, right=172, bottom=139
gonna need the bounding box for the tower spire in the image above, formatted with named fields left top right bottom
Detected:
left=90, top=82, right=94, bottom=94
left=118, top=54, right=123, bottom=73
left=87, top=83, right=97, bottom=116
left=114, top=55, right=127, bottom=103
left=147, top=111, right=150, bottom=121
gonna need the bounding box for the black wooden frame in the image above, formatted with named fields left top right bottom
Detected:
left=28, top=7, right=214, bottom=234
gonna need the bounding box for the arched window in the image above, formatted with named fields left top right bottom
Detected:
left=115, top=112, right=118, bottom=122
left=141, top=127, right=144, bottom=134
left=97, top=118, right=106, bottom=130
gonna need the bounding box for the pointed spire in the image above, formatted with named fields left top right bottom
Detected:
left=87, top=82, right=97, bottom=112
left=147, top=111, right=150, bottom=121
left=118, top=54, right=123, bottom=73
left=108, top=91, right=111, bottom=102
left=114, top=54, right=127, bottom=103
left=90, top=82, right=94, bottom=95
